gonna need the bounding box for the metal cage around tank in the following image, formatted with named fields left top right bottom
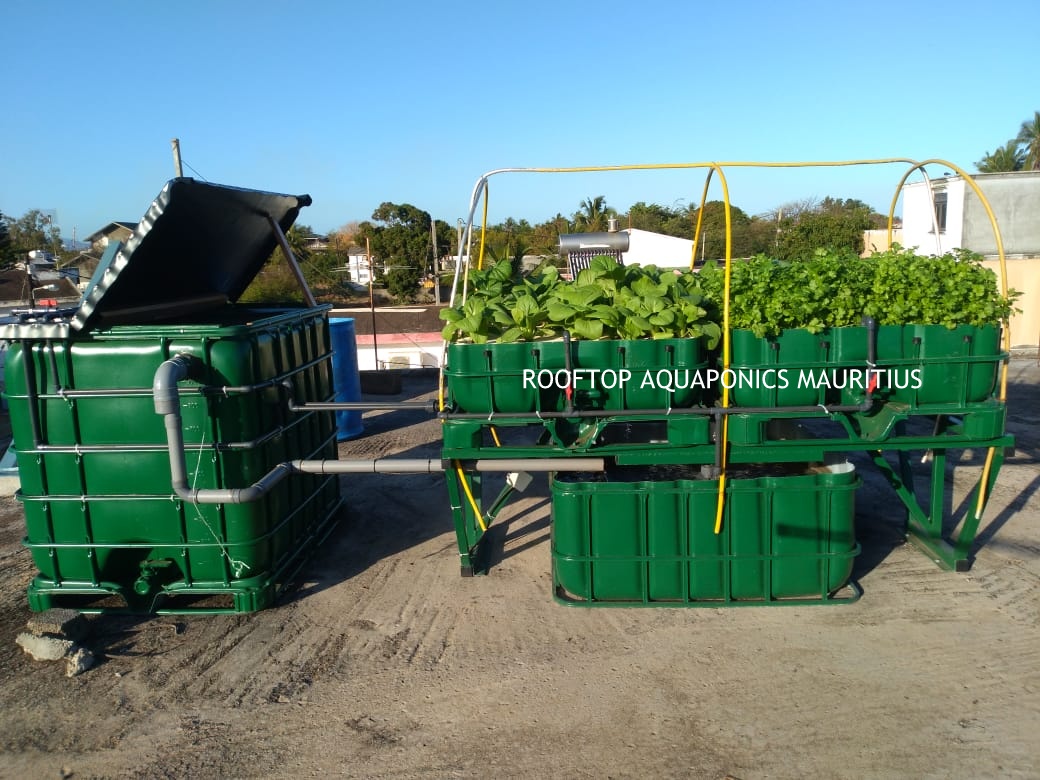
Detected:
left=1, top=179, right=344, bottom=614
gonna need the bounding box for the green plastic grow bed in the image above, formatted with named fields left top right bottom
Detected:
left=445, top=337, right=707, bottom=413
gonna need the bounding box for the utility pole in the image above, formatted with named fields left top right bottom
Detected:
left=431, top=219, right=440, bottom=305
left=367, top=236, right=378, bottom=369
left=171, top=138, right=184, bottom=177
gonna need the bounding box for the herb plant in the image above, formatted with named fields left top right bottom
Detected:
left=697, top=246, right=1019, bottom=338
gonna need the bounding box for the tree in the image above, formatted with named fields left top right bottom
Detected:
left=284, top=225, right=312, bottom=261
left=355, top=202, right=433, bottom=302
left=1016, top=111, right=1040, bottom=170
left=776, top=199, right=874, bottom=261
left=239, top=225, right=311, bottom=303
left=625, top=201, right=675, bottom=234
left=572, top=196, right=614, bottom=232
left=356, top=203, right=432, bottom=272
left=688, top=201, right=754, bottom=260
left=6, top=209, right=63, bottom=260
left=817, top=196, right=887, bottom=229
left=433, top=219, right=453, bottom=266
left=976, top=140, right=1025, bottom=173
left=327, top=222, right=360, bottom=253
left=529, top=213, right=570, bottom=255
left=0, top=210, right=14, bottom=269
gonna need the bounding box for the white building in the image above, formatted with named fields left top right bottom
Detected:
left=900, top=170, right=1040, bottom=348
left=346, top=246, right=375, bottom=285
left=901, top=171, right=1040, bottom=258
left=620, top=228, right=696, bottom=268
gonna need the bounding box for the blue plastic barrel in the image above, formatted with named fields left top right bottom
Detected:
left=329, top=318, right=364, bottom=441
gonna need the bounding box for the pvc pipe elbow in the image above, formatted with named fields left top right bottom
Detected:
left=153, top=354, right=194, bottom=415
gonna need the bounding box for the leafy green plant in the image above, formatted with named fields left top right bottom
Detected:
left=440, top=256, right=721, bottom=347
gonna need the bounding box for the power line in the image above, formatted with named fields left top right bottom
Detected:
left=181, top=159, right=209, bottom=182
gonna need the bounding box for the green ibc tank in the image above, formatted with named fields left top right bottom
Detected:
left=1, top=179, right=343, bottom=613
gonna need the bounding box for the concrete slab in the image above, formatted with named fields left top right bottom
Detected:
left=0, top=474, right=19, bottom=497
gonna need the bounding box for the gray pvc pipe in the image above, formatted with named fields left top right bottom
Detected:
left=473, top=458, right=603, bottom=472
left=288, top=458, right=605, bottom=475
left=154, top=356, right=607, bottom=505
left=291, top=458, right=445, bottom=474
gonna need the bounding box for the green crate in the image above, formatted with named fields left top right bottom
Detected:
left=728, top=324, right=1002, bottom=410
left=445, top=338, right=707, bottom=413
left=551, top=463, right=860, bottom=606
left=728, top=328, right=834, bottom=407
left=834, top=324, right=1002, bottom=406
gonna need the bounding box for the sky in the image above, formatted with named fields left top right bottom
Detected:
left=2, top=0, right=1037, bottom=243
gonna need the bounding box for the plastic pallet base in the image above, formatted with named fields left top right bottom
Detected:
left=25, top=497, right=345, bottom=615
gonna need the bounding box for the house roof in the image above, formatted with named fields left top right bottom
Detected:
left=84, top=221, right=136, bottom=244
left=63, top=252, right=100, bottom=267
left=0, top=268, right=81, bottom=306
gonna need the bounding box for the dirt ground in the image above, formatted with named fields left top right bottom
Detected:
left=1, top=361, right=1039, bottom=779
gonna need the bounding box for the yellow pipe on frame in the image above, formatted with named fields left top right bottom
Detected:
left=885, top=158, right=1012, bottom=519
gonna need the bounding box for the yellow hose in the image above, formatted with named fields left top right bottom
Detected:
left=477, top=184, right=489, bottom=271
left=456, top=462, right=487, bottom=532
left=886, top=159, right=1011, bottom=518
left=690, top=170, right=713, bottom=270
left=704, top=165, right=734, bottom=535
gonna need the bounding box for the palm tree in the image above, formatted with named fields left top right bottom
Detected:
left=484, top=240, right=529, bottom=274
left=284, top=225, right=313, bottom=261
left=1016, top=111, right=1040, bottom=170
left=976, top=139, right=1025, bottom=173
left=573, top=196, right=611, bottom=232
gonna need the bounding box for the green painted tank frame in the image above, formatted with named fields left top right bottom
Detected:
left=441, top=398, right=1013, bottom=578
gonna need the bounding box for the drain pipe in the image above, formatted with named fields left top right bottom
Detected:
left=864, top=316, right=879, bottom=402
left=155, top=354, right=297, bottom=504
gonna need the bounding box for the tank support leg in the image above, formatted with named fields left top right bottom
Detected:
left=870, top=444, right=1005, bottom=572
left=445, top=468, right=484, bottom=576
